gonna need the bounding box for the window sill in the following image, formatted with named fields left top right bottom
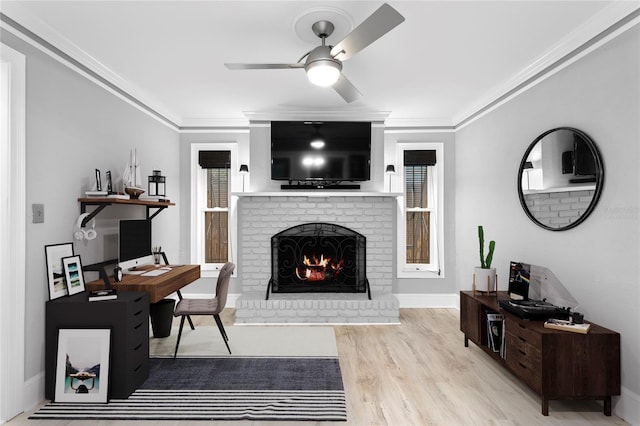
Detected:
left=398, top=269, right=443, bottom=279
left=200, top=265, right=237, bottom=279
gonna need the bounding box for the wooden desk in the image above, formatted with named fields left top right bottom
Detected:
left=86, top=264, right=200, bottom=303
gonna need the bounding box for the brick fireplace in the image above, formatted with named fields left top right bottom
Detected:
left=235, top=193, right=399, bottom=323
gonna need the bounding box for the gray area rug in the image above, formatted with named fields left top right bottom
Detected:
left=29, top=357, right=347, bottom=421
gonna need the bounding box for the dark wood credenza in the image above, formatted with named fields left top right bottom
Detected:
left=460, top=291, right=620, bottom=416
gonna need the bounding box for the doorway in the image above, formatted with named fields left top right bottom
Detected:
left=0, top=43, right=26, bottom=424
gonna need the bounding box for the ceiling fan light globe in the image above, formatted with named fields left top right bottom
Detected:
left=306, top=61, right=341, bottom=87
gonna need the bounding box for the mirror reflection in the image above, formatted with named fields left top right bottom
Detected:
left=518, top=127, right=604, bottom=231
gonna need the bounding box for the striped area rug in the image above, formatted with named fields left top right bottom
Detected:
left=29, top=389, right=347, bottom=421
left=30, top=357, right=347, bottom=421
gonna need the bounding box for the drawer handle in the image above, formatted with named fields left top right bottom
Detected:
left=133, top=343, right=142, bottom=351
left=134, top=364, right=142, bottom=372
left=134, top=323, right=143, bottom=330
left=518, top=362, right=527, bottom=369
left=519, top=349, right=526, bottom=356
left=134, top=310, right=143, bottom=317
left=518, top=336, right=526, bottom=342
left=134, top=296, right=144, bottom=303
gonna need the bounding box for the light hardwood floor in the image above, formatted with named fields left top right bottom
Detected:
left=12, top=308, right=627, bottom=426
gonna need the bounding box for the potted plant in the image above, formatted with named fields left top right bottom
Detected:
left=475, top=225, right=497, bottom=292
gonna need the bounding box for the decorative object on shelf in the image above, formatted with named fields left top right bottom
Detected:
left=45, top=242, right=75, bottom=300
left=122, top=148, right=145, bottom=198
left=507, top=261, right=530, bottom=300
left=474, top=225, right=497, bottom=294
left=84, top=190, right=108, bottom=197
left=95, top=169, right=102, bottom=191
left=73, top=213, right=97, bottom=241
left=544, top=318, right=591, bottom=334
left=114, top=265, right=122, bottom=282
left=385, top=164, right=395, bottom=192
left=62, top=255, right=86, bottom=296
left=148, top=170, right=166, bottom=197
left=239, top=164, right=249, bottom=192
left=124, top=186, right=145, bottom=199
left=105, top=170, right=113, bottom=193
left=54, top=328, right=111, bottom=403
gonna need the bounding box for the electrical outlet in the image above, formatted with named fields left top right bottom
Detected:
left=33, top=204, right=44, bottom=223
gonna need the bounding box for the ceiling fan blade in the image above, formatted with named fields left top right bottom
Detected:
left=333, top=74, right=362, bottom=103
left=225, top=63, right=305, bottom=70
left=330, top=3, right=405, bottom=61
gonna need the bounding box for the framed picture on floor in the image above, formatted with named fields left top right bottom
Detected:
left=62, top=255, right=85, bottom=296
left=45, top=242, right=74, bottom=300
left=54, top=328, right=111, bottom=403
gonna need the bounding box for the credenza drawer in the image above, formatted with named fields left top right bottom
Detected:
left=505, top=318, right=541, bottom=348
left=506, top=338, right=542, bottom=392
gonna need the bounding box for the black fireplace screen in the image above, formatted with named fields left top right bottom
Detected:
left=270, top=223, right=367, bottom=293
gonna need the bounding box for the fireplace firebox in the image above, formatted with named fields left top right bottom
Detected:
left=267, top=223, right=370, bottom=299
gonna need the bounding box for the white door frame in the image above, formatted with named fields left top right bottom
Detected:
left=0, top=43, right=27, bottom=424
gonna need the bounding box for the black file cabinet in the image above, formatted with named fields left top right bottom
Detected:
left=45, top=291, right=149, bottom=400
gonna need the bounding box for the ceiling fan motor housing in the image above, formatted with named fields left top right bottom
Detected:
left=305, top=45, right=343, bottom=86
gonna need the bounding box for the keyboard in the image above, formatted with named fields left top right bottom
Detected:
left=141, top=268, right=171, bottom=277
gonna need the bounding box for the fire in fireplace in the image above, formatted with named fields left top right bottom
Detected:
left=296, top=254, right=344, bottom=282
left=267, top=223, right=369, bottom=298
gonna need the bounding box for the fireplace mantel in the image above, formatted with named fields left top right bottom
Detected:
left=233, top=192, right=402, bottom=198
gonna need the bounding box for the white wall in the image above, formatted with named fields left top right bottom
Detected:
left=178, top=130, right=250, bottom=295
left=0, top=30, right=181, bottom=408
left=384, top=130, right=457, bottom=295
left=455, top=26, right=639, bottom=422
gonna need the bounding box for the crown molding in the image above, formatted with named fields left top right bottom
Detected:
left=384, top=117, right=454, bottom=129
left=180, top=117, right=251, bottom=131
left=0, top=3, right=182, bottom=130
left=454, top=1, right=640, bottom=129
left=2, top=1, right=637, bottom=132
left=243, top=110, right=390, bottom=123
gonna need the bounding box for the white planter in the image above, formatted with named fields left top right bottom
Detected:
left=474, top=267, right=497, bottom=292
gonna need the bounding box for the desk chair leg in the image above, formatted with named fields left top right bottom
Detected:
left=213, top=314, right=231, bottom=354
left=186, top=316, right=195, bottom=330
left=176, top=291, right=196, bottom=330
left=173, top=316, right=186, bottom=359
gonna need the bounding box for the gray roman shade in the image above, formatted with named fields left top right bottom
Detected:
left=404, top=150, right=436, bottom=166
left=199, top=151, right=230, bottom=169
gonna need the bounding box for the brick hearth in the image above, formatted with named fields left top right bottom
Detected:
left=236, top=194, right=399, bottom=323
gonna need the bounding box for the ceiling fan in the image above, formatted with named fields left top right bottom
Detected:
left=224, top=3, right=405, bottom=103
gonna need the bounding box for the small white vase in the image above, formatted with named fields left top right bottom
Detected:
left=474, top=267, right=497, bottom=292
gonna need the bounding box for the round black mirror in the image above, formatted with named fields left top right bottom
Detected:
left=517, top=127, right=604, bottom=231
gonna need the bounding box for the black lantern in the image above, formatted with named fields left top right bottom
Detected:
left=148, top=170, right=166, bottom=197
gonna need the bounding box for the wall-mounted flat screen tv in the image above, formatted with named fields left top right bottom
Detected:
left=271, top=121, right=371, bottom=182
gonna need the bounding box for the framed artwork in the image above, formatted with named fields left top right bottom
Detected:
left=45, top=242, right=75, bottom=300
left=55, top=328, right=111, bottom=403
left=62, top=255, right=85, bottom=296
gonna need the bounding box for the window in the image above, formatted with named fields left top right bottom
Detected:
left=191, top=144, right=239, bottom=275
left=396, top=143, right=443, bottom=278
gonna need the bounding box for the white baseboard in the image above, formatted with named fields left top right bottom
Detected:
left=395, top=293, right=459, bottom=308
left=615, top=386, right=640, bottom=425
left=22, top=371, right=44, bottom=413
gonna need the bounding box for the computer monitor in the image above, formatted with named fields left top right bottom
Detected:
left=118, top=219, right=153, bottom=272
